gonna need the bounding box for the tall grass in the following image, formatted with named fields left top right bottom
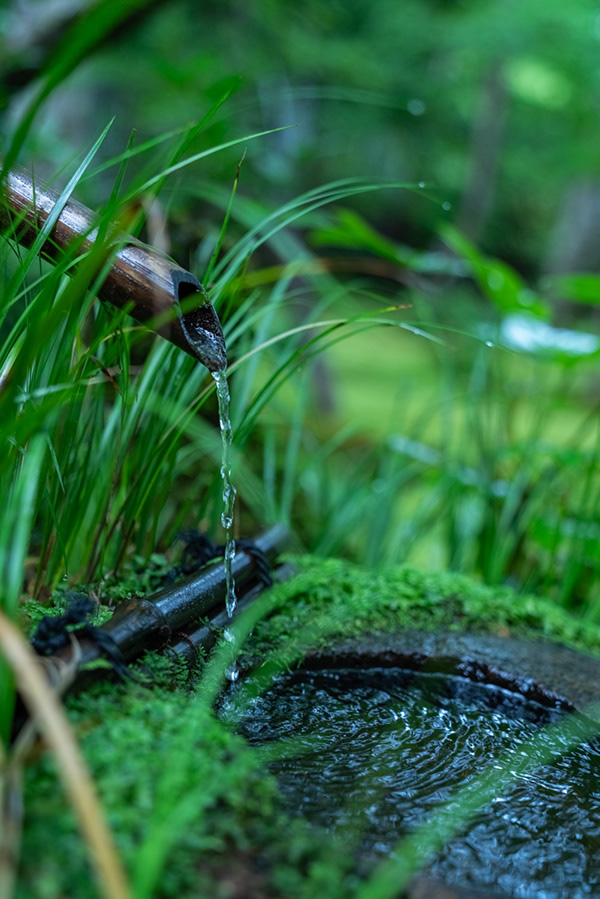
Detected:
left=4, top=122, right=600, bottom=614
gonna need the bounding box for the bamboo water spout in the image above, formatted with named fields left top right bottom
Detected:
left=0, top=161, right=226, bottom=372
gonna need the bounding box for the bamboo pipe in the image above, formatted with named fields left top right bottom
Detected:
left=167, top=560, right=297, bottom=666
left=0, top=162, right=227, bottom=372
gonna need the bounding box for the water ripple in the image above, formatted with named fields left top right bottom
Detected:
left=239, top=667, right=600, bottom=897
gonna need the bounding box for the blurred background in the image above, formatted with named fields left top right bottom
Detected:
left=3, top=0, right=600, bottom=614
left=5, top=0, right=600, bottom=271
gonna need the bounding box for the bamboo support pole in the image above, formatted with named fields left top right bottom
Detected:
left=29, top=524, right=290, bottom=703
left=0, top=161, right=226, bottom=371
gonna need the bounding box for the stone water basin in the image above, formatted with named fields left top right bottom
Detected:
left=237, top=632, right=600, bottom=898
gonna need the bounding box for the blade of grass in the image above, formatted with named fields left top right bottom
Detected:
left=0, top=612, right=131, bottom=899
left=203, top=149, right=246, bottom=286
left=125, top=126, right=293, bottom=200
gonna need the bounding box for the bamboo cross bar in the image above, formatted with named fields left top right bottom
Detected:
left=0, top=161, right=227, bottom=371
left=9, top=526, right=291, bottom=740
left=45, top=524, right=289, bottom=693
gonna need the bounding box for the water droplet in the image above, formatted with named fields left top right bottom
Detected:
left=407, top=98, right=426, bottom=116
left=442, top=201, right=452, bottom=211
left=517, top=289, right=535, bottom=307
left=418, top=181, right=425, bottom=188
left=226, top=664, right=239, bottom=683
left=62, top=574, right=68, bottom=581
left=487, top=271, right=504, bottom=290
left=485, top=340, right=494, bottom=348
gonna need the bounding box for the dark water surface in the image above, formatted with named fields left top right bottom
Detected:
left=238, top=667, right=600, bottom=898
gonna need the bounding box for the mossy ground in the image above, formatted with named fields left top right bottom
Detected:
left=17, top=555, right=600, bottom=897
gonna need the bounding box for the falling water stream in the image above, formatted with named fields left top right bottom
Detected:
left=211, top=368, right=237, bottom=617
left=176, top=297, right=237, bottom=619
left=212, top=369, right=239, bottom=681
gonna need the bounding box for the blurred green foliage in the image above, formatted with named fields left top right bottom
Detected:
left=4, top=0, right=600, bottom=269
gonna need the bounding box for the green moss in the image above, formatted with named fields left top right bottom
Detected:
left=18, top=676, right=349, bottom=899
left=19, top=553, right=174, bottom=639
left=97, top=552, right=176, bottom=602
left=17, top=555, right=600, bottom=898
left=246, top=556, right=600, bottom=659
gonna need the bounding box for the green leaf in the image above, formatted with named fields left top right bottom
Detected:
left=441, top=224, right=548, bottom=318
left=542, top=273, right=600, bottom=305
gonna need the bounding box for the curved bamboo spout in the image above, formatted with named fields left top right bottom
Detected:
left=0, top=162, right=227, bottom=372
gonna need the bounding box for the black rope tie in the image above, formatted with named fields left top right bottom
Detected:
left=236, top=538, right=273, bottom=587
left=164, top=531, right=220, bottom=583
left=31, top=594, right=133, bottom=681
left=165, top=531, right=273, bottom=588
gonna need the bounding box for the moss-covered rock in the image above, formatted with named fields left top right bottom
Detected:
left=247, top=555, right=600, bottom=658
